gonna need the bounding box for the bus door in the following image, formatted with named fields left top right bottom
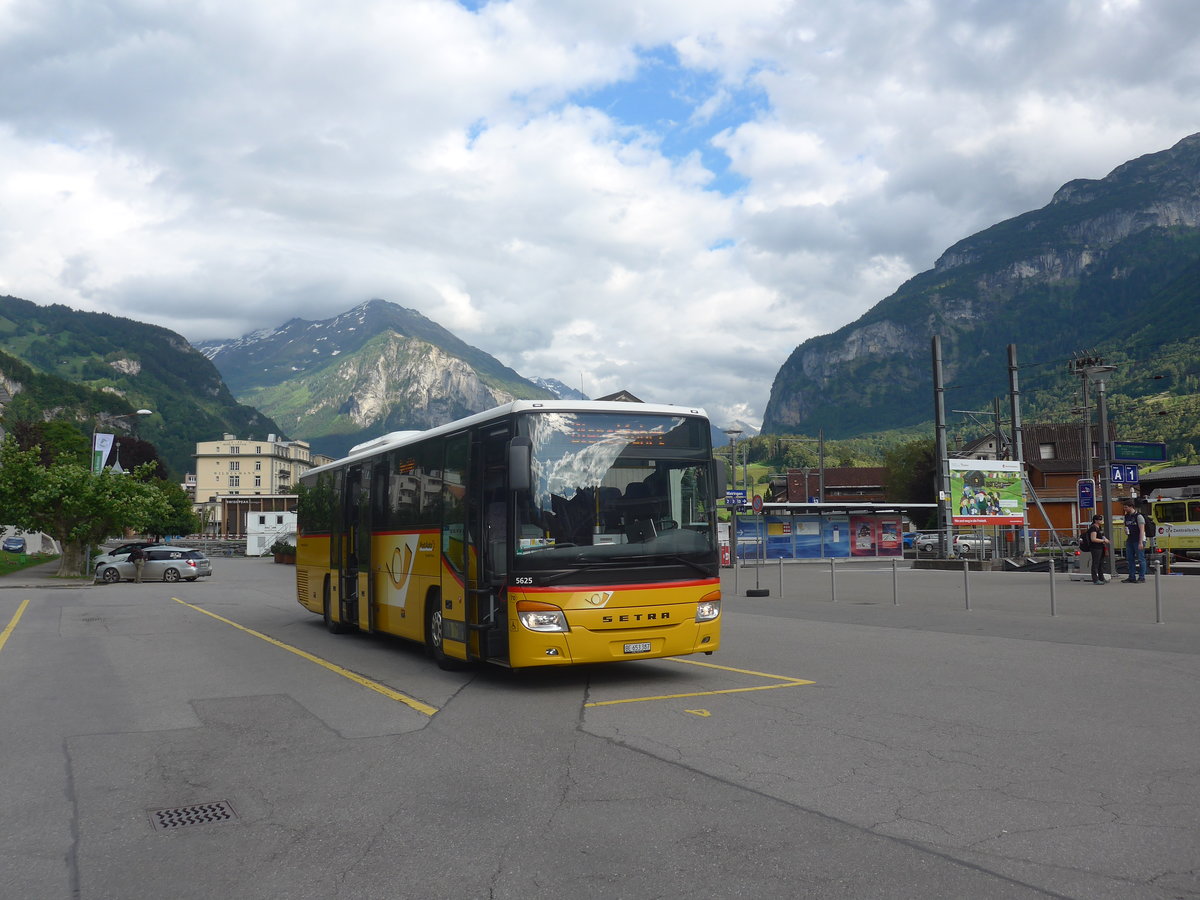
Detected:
left=473, top=426, right=512, bottom=662
left=337, top=463, right=371, bottom=629
left=438, top=433, right=470, bottom=661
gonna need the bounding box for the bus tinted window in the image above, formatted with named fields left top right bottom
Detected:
left=1157, top=502, right=1187, bottom=523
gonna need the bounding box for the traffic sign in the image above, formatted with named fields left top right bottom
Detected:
left=752, top=494, right=764, bottom=513
left=1110, top=464, right=1139, bottom=485
left=1077, top=478, right=1095, bottom=509
left=726, top=489, right=747, bottom=507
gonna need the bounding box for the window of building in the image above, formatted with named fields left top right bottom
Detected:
left=276, top=515, right=284, bottom=524
left=258, top=515, right=266, bottom=525
left=255, top=461, right=262, bottom=470
left=256, top=446, right=261, bottom=454
left=230, top=446, right=240, bottom=455
left=254, top=476, right=262, bottom=487
left=1039, top=442, right=1057, bottom=459
left=229, top=475, right=240, bottom=487
left=229, top=460, right=240, bottom=471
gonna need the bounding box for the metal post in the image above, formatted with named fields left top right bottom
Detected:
left=932, top=337, right=952, bottom=556
left=830, top=557, right=837, bottom=603
left=963, top=558, right=971, bottom=610
left=1008, top=344, right=1030, bottom=555
left=1096, top=375, right=1116, bottom=578
left=1049, top=557, right=1057, bottom=617
left=1154, top=557, right=1164, bottom=624
left=891, top=557, right=899, bottom=605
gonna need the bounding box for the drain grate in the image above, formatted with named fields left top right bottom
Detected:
left=148, top=801, right=237, bottom=831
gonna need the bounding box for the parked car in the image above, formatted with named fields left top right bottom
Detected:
left=915, top=533, right=943, bottom=552
left=902, top=532, right=919, bottom=549
left=93, top=541, right=160, bottom=569
left=94, top=547, right=212, bottom=584
left=2, top=536, right=26, bottom=553
left=953, top=534, right=995, bottom=553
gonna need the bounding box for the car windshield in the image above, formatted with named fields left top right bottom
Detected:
left=512, top=411, right=716, bottom=572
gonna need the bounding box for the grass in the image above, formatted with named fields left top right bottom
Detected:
left=0, top=552, right=59, bottom=577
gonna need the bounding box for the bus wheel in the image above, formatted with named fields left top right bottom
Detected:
left=324, top=579, right=348, bottom=635
left=425, top=591, right=467, bottom=671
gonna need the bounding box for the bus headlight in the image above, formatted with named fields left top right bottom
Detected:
left=516, top=600, right=569, bottom=633
left=696, top=591, right=721, bottom=622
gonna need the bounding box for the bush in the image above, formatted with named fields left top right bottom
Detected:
left=269, top=539, right=296, bottom=556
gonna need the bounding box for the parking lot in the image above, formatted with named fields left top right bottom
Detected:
left=1, top=557, right=1197, bottom=899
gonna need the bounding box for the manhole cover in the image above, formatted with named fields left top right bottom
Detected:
left=148, top=801, right=237, bottom=830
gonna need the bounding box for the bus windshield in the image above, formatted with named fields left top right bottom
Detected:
left=513, top=411, right=716, bottom=571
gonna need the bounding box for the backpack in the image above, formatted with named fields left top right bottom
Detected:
left=1079, top=528, right=1092, bottom=551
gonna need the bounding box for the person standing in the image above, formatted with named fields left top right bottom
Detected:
left=129, top=545, right=146, bottom=584
left=1121, top=499, right=1147, bottom=583
left=1086, top=514, right=1109, bottom=584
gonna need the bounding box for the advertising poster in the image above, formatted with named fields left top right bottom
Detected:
left=949, top=460, right=1025, bottom=525
left=878, top=519, right=903, bottom=557
left=822, top=515, right=850, bottom=557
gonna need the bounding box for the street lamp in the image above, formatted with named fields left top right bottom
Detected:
left=92, top=409, right=153, bottom=474
left=722, top=428, right=743, bottom=493
left=1082, top=366, right=1117, bottom=575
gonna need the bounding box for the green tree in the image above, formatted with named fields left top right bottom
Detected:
left=883, top=438, right=938, bottom=527
left=0, top=437, right=171, bottom=576
left=144, top=479, right=200, bottom=539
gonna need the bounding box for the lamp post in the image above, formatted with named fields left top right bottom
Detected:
left=1083, top=366, right=1117, bottom=575
left=723, top=429, right=743, bottom=493
left=92, top=409, right=153, bottom=474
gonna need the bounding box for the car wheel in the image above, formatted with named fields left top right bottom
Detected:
left=163, top=568, right=181, bottom=583
left=101, top=568, right=121, bottom=584
left=920, top=543, right=934, bottom=553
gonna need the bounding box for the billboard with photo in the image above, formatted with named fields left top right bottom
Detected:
left=949, top=460, right=1025, bottom=525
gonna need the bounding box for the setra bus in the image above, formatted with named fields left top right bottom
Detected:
left=295, top=400, right=722, bottom=668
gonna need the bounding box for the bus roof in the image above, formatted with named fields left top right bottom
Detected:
left=304, top=399, right=711, bottom=477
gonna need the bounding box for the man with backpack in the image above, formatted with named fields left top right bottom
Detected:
left=1082, top=514, right=1110, bottom=584
left=1121, top=499, right=1147, bottom=583
left=128, top=545, right=147, bottom=584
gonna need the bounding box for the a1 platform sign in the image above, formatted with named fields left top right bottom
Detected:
left=1110, top=464, right=1140, bottom=485
left=1077, top=478, right=1095, bottom=509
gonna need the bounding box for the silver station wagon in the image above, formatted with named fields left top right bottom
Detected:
left=94, top=547, right=213, bottom=584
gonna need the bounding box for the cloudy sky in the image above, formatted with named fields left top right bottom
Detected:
left=1, top=0, right=1197, bottom=430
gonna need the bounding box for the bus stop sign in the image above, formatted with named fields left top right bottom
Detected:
left=1077, top=478, right=1095, bottom=509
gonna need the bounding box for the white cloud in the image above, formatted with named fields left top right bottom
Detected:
left=0, top=0, right=1197, bottom=432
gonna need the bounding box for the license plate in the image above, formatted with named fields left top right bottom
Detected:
left=623, top=642, right=652, bottom=654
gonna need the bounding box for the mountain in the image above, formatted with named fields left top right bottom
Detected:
left=763, top=133, right=1200, bottom=446
left=529, top=377, right=589, bottom=401
left=197, top=299, right=557, bottom=458
left=0, top=296, right=283, bottom=477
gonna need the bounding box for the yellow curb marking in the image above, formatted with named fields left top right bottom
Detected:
left=171, top=597, right=437, bottom=716
left=0, top=598, right=31, bottom=657
left=585, top=655, right=814, bottom=708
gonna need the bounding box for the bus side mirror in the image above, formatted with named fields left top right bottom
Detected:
left=509, top=436, right=532, bottom=492
left=713, top=459, right=727, bottom=503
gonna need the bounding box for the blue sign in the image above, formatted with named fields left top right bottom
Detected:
left=1110, top=464, right=1139, bottom=485
left=1077, top=478, right=1095, bottom=509
left=726, top=489, right=747, bottom=506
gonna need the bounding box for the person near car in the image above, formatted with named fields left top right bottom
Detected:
left=1086, top=514, right=1109, bottom=584
left=129, top=545, right=146, bottom=583
left=1121, top=499, right=1147, bottom=583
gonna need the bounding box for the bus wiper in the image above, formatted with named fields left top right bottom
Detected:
left=662, top=555, right=715, bottom=577
left=538, top=563, right=613, bottom=586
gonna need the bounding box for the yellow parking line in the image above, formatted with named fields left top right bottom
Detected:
left=0, top=598, right=31, bottom=657
left=171, top=598, right=437, bottom=717
left=584, top=655, right=814, bottom=707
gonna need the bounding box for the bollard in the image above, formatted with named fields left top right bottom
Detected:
left=963, top=558, right=971, bottom=610
left=1155, top=557, right=1164, bottom=624
left=830, top=557, right=838, bottom=603
left=1049, top=557, right=1056, bottom=617
left=892, top=557, right=899, bottom=605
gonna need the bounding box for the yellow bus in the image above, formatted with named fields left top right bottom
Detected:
left=1148, top=497, right=1200, bottom=554
left=295, top=400, right=722, bottom=669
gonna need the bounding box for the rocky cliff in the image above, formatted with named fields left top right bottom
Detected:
left=763, top=132, right=1200, bottom=436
